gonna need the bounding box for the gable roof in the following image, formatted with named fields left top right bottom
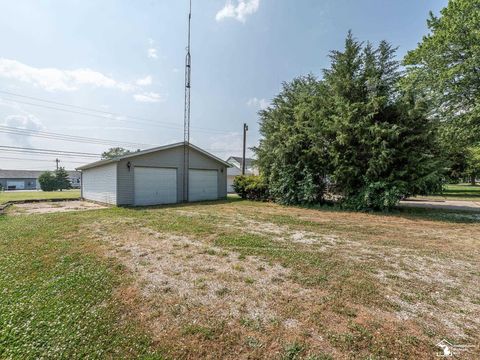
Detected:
left=76, top=142, right=231, bottom=171
left=0, top=170, right=80, bottom=179
left=226, top=156, right=256, bottom=169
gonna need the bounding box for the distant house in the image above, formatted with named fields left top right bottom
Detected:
left=226, top=156, right=258, bottom=193
left=0, top=170, right=81, bottom=190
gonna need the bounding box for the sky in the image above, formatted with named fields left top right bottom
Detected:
left=0, top=0, right=448, bottom=170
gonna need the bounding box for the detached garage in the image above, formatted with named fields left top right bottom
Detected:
left=77, top=142, right=230, bottom=206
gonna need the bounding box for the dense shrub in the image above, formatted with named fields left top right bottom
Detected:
left=38, top=172, right=58, bottom=191
left=341, top=182, right=404, bottom=211
left=233, top=175, right=269, bottom=201
left=38, top=168, right=72, bottom=192
left=254, top=32, right=443, bottom=211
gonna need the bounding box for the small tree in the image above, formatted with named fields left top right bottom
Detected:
left=38, top=172, right=58, bottom=192
left=465, top=147, right=480, bottom=185
left=102, top=147, right=131, bottom=160
left=55, top=167, right=72, bottom=191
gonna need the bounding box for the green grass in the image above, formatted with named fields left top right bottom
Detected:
left=415, top=183, right=480, bottom=202
left=0, top=199, right=478, bottom=358
left=0, top=189, right=80, bottom=204
left=0, top=211, right=163, bottom=359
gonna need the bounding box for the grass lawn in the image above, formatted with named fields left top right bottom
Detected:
left=1, top=199, right=479, bottom=358
left=414, top=184, right=480, bottom=202
left=0, top=189, right=80, bottom=204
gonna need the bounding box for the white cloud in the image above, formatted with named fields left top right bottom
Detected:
left=147, top=38, right=159, bottom=59
left=0, top=58, right=134, bottom=92
left=247, top=97, right=269, bottom=110
left=133, top=92, right=164, bottom=103
left=136, top=75, right=152, bottom=86
left=1, top=113, right=44, bottom=146
left=216, top=0, right=260, bottom=23
left=147, top=48, right=158, bottom=59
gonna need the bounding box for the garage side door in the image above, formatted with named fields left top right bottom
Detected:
left=189, top=169, right=218, bottom=202
left=134, top=167, right=177, bottom=206
left=82, top=163, right=117, bottom=204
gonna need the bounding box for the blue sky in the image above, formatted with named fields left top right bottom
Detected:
left=0, top=0, right=447, bottom=170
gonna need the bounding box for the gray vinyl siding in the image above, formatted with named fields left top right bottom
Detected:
left=116, top=146, right=227, bottom=205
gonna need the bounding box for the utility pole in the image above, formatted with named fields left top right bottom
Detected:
left=55, top=158, right=60, bottom=170
left=183, top=0, right=192, bottom=202
left=242, top=123, right=248, bottom=175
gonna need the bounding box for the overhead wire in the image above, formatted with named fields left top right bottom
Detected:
left=0, top=145, right=101, bottom=159
left=0, top=91, right=234, bottom=135
left=0, top=156, right=87, bottom=164
left=0, top=125, right=154, bottom=148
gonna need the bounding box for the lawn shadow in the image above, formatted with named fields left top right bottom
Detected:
left=296, top=202, right=480, bottom=224
left=123, top=196, right=243, bottom=211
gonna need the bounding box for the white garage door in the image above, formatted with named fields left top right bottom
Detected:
left=7, top=181, right=25, bottom=190
left=134, top=167, right=177, bottom=206
left=189, top=169, right=218, bottom=202
left=82, top=163, right=117, bottom=204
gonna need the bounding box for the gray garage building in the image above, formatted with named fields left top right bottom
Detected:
left=77, top=142, right=230, bottom=206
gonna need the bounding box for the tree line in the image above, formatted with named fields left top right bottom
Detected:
left=244, top=0, right=479, bottom=210
left=38, top=168, right=72, bottom=192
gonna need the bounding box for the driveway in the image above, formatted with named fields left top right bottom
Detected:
left=400, top=199, right=480, bottom=212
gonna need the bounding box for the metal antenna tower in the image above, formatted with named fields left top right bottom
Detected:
left=183, top=0, right=192, bottom=202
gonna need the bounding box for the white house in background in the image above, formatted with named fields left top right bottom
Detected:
left=226, top=156, right=258, bottom=193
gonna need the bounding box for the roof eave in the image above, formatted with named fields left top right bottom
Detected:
left=76, top=142, right=231, bottom=171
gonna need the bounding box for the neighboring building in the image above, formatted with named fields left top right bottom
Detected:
left=226, top=156, right=258, bottom=193
left=0, top=170, right=81, bottom=190
left=76, top=142, right=230, bottom=206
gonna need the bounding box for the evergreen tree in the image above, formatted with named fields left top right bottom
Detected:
left=325, top=33, right=442, bottom=209
left=255, top=32, right=443, bottom=210
left=55, top=167, right=71, bottom=191
left=254, top=75, right=331, bottom=204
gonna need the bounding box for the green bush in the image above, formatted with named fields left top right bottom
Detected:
left=233, top=175, right=269, bottom=201
left=38, top=172, right=58, bottom=192
left=342, top=182, right=404, bottom=211
left=38, top=168, right=72, bottom=192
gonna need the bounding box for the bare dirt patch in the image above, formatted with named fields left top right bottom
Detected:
left=9, top=200, right=107, bottom=215
left=83, top=220, right=343, bottom=359
left=75, top=202, right=480, bottom=358
left=169, top=205, right=480, bottom=347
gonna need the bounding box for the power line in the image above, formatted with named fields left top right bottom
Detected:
left=0, top=91, right=233, bottom=135
left=0, top=145, right=100, bottom=159
left=0, top=156, right=87, bottom=164
left=0, top=125, right=154, bottom=148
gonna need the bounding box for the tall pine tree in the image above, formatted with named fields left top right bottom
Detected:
left=325, top=33, right=442, bottom=210
left=255, top=32, right=443, bottom=210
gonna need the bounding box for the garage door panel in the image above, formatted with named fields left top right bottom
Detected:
left=189, top=169, right=218, bottom=202
left=82, top=163, right=117, bottom=204
left=134, top=167, right=177, bottom=206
